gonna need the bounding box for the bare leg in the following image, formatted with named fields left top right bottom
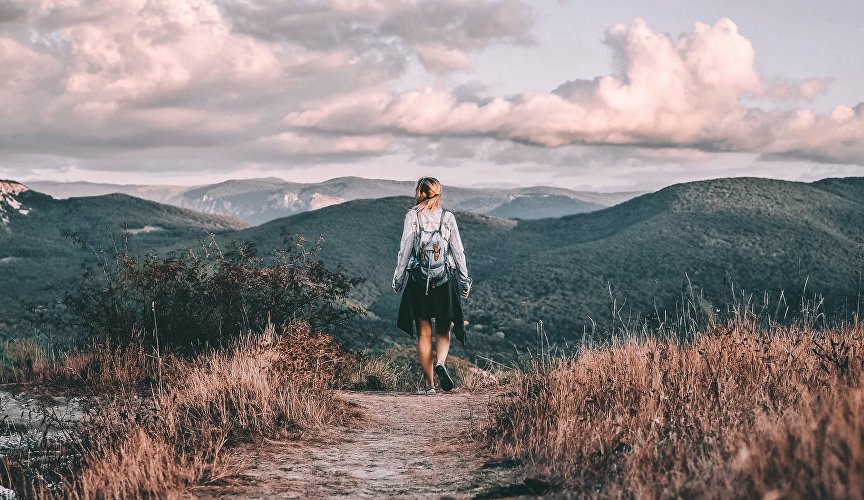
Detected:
left=416, top=320, right=435, bottom=387
left=435, top=321, right=452, bottom=365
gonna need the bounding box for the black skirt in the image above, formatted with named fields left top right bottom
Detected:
left=397, top=276, right=466, bottom=344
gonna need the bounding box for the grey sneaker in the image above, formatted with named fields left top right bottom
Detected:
left=435, top=363, right=454, bottom=392
left=415, top=387, right=436, bottom=395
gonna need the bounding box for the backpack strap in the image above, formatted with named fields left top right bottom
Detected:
left=440, top=211, right=450, bottom=271
left=411, top=209, right=421, bottom=260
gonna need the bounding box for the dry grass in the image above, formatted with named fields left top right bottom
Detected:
left=484, top=325, right=864, bottom=498
left=2, top=322, right=352, bottom=499
left=1, top=332, right=159, bottom=388
left=1, top=337, right=55, bottom=383
left=347, top=344, right=499, bottom=392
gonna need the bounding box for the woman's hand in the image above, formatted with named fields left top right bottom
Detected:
left=393, top=276, right=405, bottom=293
left=460, top=277, right=473, bottom=298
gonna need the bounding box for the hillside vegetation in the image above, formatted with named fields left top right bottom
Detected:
left=0, top=186, right=247, bottom=335
left=31, top=176, right=641, bottom=224
left=231, top=177, right=864, bottom=353
left=2, top=232, right=361, bottom=498
left=3, top=322, right=353, bottom=498
left=3, top=176, right=863, bottom=358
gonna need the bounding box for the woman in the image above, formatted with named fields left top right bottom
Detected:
left=392, top=177, right=472, bottom=395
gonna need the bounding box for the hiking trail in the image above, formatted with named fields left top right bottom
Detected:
left=205, top=391, right=541, bottom=499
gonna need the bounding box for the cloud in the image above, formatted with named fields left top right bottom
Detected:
left=765, top=77, right=832, bottom=101
left=287, top=18, right=864, bottom=165
left=0, top=5, right=861, bottom=185
left=0, top=0, right=25, bottom=24
left=0, top=0, right=532, bottom=168
left=414, top=44, right=471, bottom=74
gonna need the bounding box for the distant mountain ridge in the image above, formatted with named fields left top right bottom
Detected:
left=0, top=180, right=33, bottom=229
left=218, top=176, right=864, bottom=350
left=3, top=176, right=861, bottom=358
left=29, top=177, right=646, bottom=224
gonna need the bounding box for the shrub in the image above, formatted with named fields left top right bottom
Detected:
left=62, top=232, right=364, bottom=349
left=0, top=336, right=54, bottom=382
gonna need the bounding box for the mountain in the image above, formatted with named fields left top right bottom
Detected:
left=0, top=180, right=32, bottom=230
left=4, top=176, right=860, bottom=358
left=0, top=181, right=248, bottom=332
left=226, top=176, right=864, bottom=351
left=26, top=181, right=190, bottom=204
left=30, top=176, right=645, bottom=224
left=487, top=193, right=603, bottom=219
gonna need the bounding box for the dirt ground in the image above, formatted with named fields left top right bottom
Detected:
left=201, top=391, right=546, bottom=499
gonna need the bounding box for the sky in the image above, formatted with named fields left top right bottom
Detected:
left=1, top=0, right=863, bottom=191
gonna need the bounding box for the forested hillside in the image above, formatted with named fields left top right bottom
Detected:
left=232, top=177, right=864, bottom=350
left=3, top=177, right=862, bottom=357
left=0, top=182, right=247, bottom=333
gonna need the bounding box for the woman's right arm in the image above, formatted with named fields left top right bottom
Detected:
left=392, top=210, right=415, bottom=291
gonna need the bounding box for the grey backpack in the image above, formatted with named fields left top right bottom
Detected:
left=410, top=210, right=451, bottom=295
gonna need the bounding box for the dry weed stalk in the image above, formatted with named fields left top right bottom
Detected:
left=2, top=322, right=351, bottom=499
left=485, top=325, right=864, bottom=498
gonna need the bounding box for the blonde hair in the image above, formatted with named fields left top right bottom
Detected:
left=414, top=177, right=442, bottom=212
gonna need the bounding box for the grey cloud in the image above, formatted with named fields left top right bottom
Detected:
left=552, top=78, right=601, bottom=102
left=219, top=0, right=533, bottom=51
left=0, top=0, right=535, bottom=178
left=217, top=0, right=531, bottom=79
left=381, top=0, right=533, bottom=48
left=286, top=18, right=864, bottom=166
left=0, top=1, right=25, bottom=24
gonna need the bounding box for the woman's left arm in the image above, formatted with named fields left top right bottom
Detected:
left=447, top=213, right=471, bottom=289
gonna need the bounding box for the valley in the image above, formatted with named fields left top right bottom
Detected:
left=2, top=176, right=862, bottom=358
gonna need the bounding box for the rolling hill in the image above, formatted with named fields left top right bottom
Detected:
left=26, top=180, right=190, bottom=204
left=30, top=176, right=644, bottom=224
left=0, top=181, right=248, bottom=333
left=2, top=177, right=861, bottom=358
left=227, top=177, right=864, bottom=351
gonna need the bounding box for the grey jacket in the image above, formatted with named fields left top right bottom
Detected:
left=392, top=207, right=470, bottom=291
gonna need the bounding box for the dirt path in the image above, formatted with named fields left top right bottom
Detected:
left=207, top=391, right=542, bottom=499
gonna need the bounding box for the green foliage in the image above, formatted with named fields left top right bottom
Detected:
left=233, top=177, right=864, bottom=352
left=62, top=232, right=364, bottom=349
left=3, top=176, right=864, bottom=359
left=0, top=190, right=248, bottom=340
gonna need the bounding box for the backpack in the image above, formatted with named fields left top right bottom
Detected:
left=410, top=210, right=451, bottom=295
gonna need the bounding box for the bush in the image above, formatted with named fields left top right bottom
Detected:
left=62, top=232, right=364, bottom=349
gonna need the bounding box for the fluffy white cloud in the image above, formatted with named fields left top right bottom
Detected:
left=765, top=77, right=832, bottom=101
left=1, top=3, right=862, bottom=184
left=287, top=18, right=864, bottom=165
left=0, top=0, right=532, bottom=163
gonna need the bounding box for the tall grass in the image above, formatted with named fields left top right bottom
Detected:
left=483, top=324, right=864, bottom=497
left=0, top=336, right=55, bottom=383
left=346, top=344, right=501, bottom=392
left=2, top=321, right=352, bottom=499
